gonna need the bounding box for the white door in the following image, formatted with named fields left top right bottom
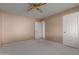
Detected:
left=77, top=13, right=79, bottom=48
left=35, top=22, right=43, bottom=40
left=63, top=12, right=78, bottom=48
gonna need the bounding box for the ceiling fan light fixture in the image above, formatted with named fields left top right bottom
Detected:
left=27, top=3, right=47, bottom=13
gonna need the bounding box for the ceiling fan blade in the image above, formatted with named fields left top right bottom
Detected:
left=36, top=8, right=43, bottom=13
left=39, top=3, right=47, bottom=6
left=27, top=7, right=34, bottom=11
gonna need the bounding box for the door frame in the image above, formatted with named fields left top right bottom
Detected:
left=34, top=21, right=45, bottom=40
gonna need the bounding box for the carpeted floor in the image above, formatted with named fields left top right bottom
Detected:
left=0, top=40, right=79, bottom=55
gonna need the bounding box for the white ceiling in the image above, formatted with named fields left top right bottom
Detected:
left=0, top=3, right=79, bottom=19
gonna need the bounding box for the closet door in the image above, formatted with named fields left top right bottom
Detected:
left=77, top=13, right=79, bottom=48
left=63, top=12, right=78, bottom=48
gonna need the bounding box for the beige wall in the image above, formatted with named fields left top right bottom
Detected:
left=44, top=6, right=79, bottom=43
left=0, top=11, right=36, bottom=44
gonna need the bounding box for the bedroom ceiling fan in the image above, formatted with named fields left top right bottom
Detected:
left=27, top=3, right=47, bottom=13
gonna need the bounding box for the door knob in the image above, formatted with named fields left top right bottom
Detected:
left=64, top=32, right=66, bottom=33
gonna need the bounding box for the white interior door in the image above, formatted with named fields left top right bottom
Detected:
left=63, top=12, right=78, bottom=48
left=77, top=13, right=79, bottom=48
left=35, top=22, right=43, bottom=40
